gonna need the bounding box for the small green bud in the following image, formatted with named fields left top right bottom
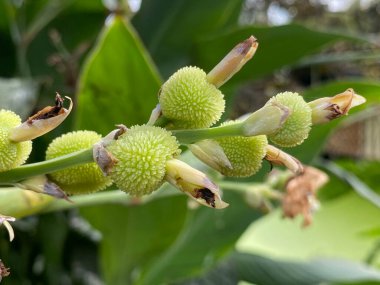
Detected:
left=0, top=110, right=32, bottom=172
left=46, top=131, right=112, bottom=194
left=159, top=66, right=225, bottom=129
left=106, top=125, right=181, bottom=196
left=266, top=92, right=312, bottom=147
left=215, top=121, right=268, bottom=177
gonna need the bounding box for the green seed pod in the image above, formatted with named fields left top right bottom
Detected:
left=159, top=66, right=225, bottom=129
left=266, top=92, right=312, bottom=147
left=107, top=125, right=181, bottom=196
left=0, top=110, right=32, bottom=172
left=46, top=131, right=112, bottom=194
left=215, top=121, right=268, bottom=177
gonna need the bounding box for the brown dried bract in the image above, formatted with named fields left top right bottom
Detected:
left=195, top=188, right=216, bottom=208
left=27, top=93, right=65, bottom=123
left=282, top=166, right=329, bottom=227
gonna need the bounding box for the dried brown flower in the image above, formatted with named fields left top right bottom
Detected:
left=282, top=166, right=329, bottom=227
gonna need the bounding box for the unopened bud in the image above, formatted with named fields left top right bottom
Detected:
left=207, top=36, right=258, bottom=88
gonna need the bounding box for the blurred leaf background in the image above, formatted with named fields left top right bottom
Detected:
left=1, top=0, right=380, bottom=284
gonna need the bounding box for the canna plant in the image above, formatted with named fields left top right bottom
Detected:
left=0, top=35, right=365, bottom=240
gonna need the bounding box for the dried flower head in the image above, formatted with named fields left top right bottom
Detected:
left=282, top=166, right=329, bottom=227
left=159, top=66, right=225, bottom=129
left=46, top=131, right=112, bottom=194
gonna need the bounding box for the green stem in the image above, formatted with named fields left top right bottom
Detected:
left=219, top=181, right=260, bottom=192
left=0, top=148, right=93, bottom=183
left=42, top=187, right=180, bottom=213
left=172, top=122, right=244, bottom=144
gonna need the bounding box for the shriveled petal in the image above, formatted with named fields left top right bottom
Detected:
left=0, top=259, right=10, bottom=278
left=165, top=159, right=229, bottom=209
left=282, top=166, right=328, bottom=227
left=309, top=88, right=366, bottom=125
left=188, top=139, right=232, bottom=172
left=241, top=102, right=290, bottom=136
left=93, top=125, right=127, bottom=175
left=207, top=36, right=258, bottom=88
left=16, top=175, right=70, bottom=201
left=147, top=104, right=162, bottom=125
left=265, top=145, right=304, bottom=175
left=10, top=94, right=73, bottom=142
left=0, top=215, right=16, bottom=242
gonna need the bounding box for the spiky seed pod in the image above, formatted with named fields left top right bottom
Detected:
left=46, top=131, right=112, bottom=194
left=159, top=66, right=225, bottom=129
left=106, top=125, right=181, bottom=196
left=215, top=121, right=268, bottom=177
left=266, top=92, right=312, bottom=147
left=0, top=110, right=32, bottom=172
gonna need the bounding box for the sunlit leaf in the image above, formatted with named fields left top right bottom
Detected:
left=75, top=15, right=161, bottom=134
left=237, top=193, right=380, bottom=265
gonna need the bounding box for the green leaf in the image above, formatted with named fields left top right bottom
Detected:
left=138, top=191, right=263, bottom=285
left=193, top=24, right=360, bottom=85
left=75, top=15, right=161, bottom=135
left=80, top=193, right=188, bottom=285
left=181, top=252, right=380, bottom=285
left=237, top=193, right=380, bottom=265
left=132, top=0, right=244, bottom=76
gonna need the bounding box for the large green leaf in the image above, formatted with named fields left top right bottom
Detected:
left=137, top=191, right=263, bottom=285
left=80, top=193, right=188, bottom=285
left=132, top=0, right=244, bottom=77
left=75, top=15, right=161, bottom=134
left=181, top=252, right=380, bottom=285
left=193, top=24, right=360, bottom=85
left=237, top=192, right=380, bottom=267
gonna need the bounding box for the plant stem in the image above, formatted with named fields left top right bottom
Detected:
left=42, top=187, right=180, bottom=213
left=172, top=122, right=243, bottom=144
left=0, top=148, right=93, bottom=183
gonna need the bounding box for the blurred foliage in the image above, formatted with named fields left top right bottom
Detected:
left=1, top=0, right=380, bottom=284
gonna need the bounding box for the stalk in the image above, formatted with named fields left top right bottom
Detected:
left=42, top=188, right=179, bottom=213
left=0, top=148, right=93, bottom=183
left=172, top=122, right=243, bottom=144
